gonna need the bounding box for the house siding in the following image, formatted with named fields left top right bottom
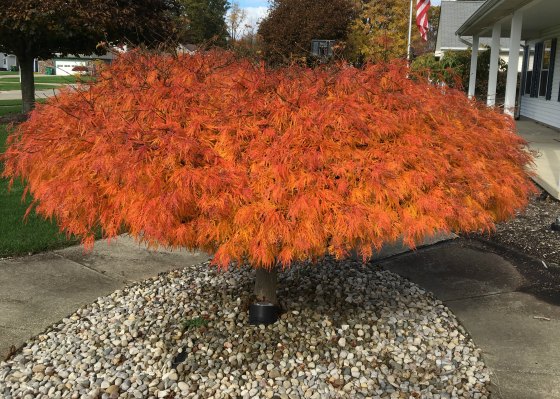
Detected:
left=520, top=36, right=560, bottom=129
left=0, top=53, right=18, bottom=70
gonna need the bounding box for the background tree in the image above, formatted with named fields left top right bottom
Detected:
left=412, top=48, right=508, bottom=101
left=411, top=5, right=440, bottom=57
left=0, top=0, right=182, bottom=113
left=227, top=1, right=248, bottom=42
left=230, top=23, right=264, bottom=62
left=3, top=51, right=535, bottom=320
left=178, top=0, right=229, bottom=45
left=347, top=1, right=440, bottom=63
left=258, top=0, right=357, bottom=64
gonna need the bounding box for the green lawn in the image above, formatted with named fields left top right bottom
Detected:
left=0, top=71, right=18, bottom=76
left=0, top=103, right=22, bottom=117
left=0, top=99, right=47, bottom=117
left=0, top=124, right=81, bottom=257
left=0, top=100, right=23, bottom=106
left=0, top=82, right=64, bottom=91
left=1, top=76, right=93, bottom=84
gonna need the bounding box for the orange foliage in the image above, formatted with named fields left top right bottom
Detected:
left=2, top=51, right=536, bottom=269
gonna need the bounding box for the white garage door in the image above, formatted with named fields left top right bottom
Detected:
left=54, top=60, right=86, bottom=76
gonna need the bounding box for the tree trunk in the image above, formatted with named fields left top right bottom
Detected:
left=18, top=55, right=35, bottom=114
left=254, top=267, right=277, bottom=305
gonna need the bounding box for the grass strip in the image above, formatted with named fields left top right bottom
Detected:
left=1, top=76, right=93, bottom=84
left=0, top=82, right=64, bottom=91
left=0, top=124, right=83, bottom=258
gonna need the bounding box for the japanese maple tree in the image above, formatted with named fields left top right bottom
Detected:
left=2, top=51, right=535, bottom=312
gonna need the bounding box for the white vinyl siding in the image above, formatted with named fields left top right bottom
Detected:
left=521, top=36, right=560, bottom=129
left=0, top=54, right=18, bottom=70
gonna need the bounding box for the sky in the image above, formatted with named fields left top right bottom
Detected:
left=235, top=0, right=443, bottom=33
left=235, top=0, right=270, bottom=31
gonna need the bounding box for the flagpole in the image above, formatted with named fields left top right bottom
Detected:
left=407, top=0, right=414, bottom=62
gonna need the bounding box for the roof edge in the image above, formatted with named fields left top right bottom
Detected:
left=456, top=0, right=503, bottom=36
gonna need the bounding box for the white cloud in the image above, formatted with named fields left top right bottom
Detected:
left=226, top=5, right=269, bottom=37
left=242, top=6, right=269, bottom=32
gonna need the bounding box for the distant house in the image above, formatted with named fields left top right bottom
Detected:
left=0, top=54, right=40, bottom=72
left=178, top=44, right=198, bottom=55
left=0, top=53, right=18, bottom=71
left=39, top=53, right=116, bottom=76
left=1, top=51, right=117, bottom=75
left=456, top=0, right=560, bottom=127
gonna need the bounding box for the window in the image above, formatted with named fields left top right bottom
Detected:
left=525, top=46, right=534, bottom=95
left=547, top=38, right=557, bottom=101
left=539, top=40, right=552, bottom=97
left=529, top=39, right=557, bottom=99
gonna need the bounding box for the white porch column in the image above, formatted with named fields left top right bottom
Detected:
left=504, top=10, right=523, bottom=116
left=487, top=22, right=501, bottom=106
left=468, top=35, right=480, bottom=99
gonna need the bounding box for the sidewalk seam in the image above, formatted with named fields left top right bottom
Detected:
left=51, top=252, right=119, bottom=281
left=491, top=368, right=560, bottom=376
left=443, top=290, right=519, bottom=303
left=0, top=324, right=31, bottom=332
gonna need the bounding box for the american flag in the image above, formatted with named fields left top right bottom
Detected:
left=416, top=0, right=431, bottom=41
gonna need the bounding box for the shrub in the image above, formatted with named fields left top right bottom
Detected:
left=412, top=49, right=508, bottom=101
left=71, top=65, right=89, bottom=72
left=2, top=50, right=535, bottom=270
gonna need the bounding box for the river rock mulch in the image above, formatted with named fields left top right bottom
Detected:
left=0, top=258, right=489, bottom=399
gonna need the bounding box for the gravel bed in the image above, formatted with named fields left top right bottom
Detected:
left=0, top=258, right=489, bottom=399
left=474, top=191, right=560, bottom=266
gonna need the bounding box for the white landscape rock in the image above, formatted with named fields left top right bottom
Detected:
left=0, top=258, right=490, bottom=398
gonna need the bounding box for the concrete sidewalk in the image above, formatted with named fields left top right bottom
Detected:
left=0, top=74, right=51, bottom=79
left=517, top=118, right=560, bottom=199
left=0, top=236, right=209, bottom=359
left=0, top=89, right=60, bottom=101
left=1, top=237, right=560, bottom=398
left=382, top=240, right=560, bottom=399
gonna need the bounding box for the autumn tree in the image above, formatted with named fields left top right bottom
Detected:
left=258, top=0, right=357, bottom=64
left=413, top=5, right=440, bottom=57
left=230, top=23, right=263, bottom=62
left=227, top=2, right=248, bottom=42
left=0, top=0, right=181, bottom=114
left=178, top=0, right=230, bottom=45
left=2, top=51, right=535, bottom=324
left=347, top=1, right=440, bottom=63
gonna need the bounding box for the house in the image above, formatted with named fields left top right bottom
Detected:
left=436, top=1, right=513, bottom=61
left=456, top=0, right=560, bottom=127
left=0, top=53, right=18, bottom=71
left=0, top=54, right=41, bottom=72
left=178, top=44, right=198, bottom=55
left=39, top=53, right=116, bottom=76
